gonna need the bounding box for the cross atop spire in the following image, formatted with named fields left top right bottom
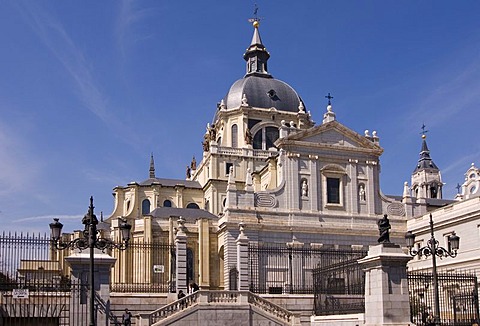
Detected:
left=325, top=93, right=334, bottom=105
left=420, top=123, right=429, bottom=138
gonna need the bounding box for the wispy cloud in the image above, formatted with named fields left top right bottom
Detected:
left=13, top=214, right=83, bottom=224
left=15, top=1, right=143, bottom=149
left=0, top=119, right=40, bottom=196
left=116, top=0, right=156, bottom=60
left=406, top=52, right=480, bottom=129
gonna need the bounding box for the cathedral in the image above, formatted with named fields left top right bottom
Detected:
left=106, top=19, right=458, bottom=293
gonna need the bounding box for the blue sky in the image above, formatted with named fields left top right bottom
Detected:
left=1, top=1, right=480, bottom=233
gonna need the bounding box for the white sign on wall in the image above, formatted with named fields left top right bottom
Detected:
left=13, top=289, right=29, bottom=299
left=153, top=265, right=164, bottom=273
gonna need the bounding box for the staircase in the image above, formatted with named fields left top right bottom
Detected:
left=136, top=290, right=302, bottom=326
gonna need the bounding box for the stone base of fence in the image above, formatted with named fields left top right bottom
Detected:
left=311, top=312, right=364, bottom=326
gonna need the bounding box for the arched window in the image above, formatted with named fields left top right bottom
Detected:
left=252, top=126, right=279, bottom=150
left=142, top=199, right=151, bottom=215
left=186, top=203, right=200, bottom=209
left=163, top=200, right=172, bottom=207
left=231, top=124, right=238, bottom=148
left=265, top=126, right=279, bottom=149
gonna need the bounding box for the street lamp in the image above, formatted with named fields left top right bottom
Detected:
left=405, top=213, right=460, bottom=325
left=49, top=196, right=131, bottom=326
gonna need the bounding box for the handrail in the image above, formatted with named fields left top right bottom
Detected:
left=149, top=291, right=199, bottom=324
left=248, top=291, right=295, bottom=323
left=94, top=291, right=122, bottom=325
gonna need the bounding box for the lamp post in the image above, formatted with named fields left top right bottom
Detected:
left=49, top=196, right=131, bottom=326
left=405, top=213, right=460, bottom=325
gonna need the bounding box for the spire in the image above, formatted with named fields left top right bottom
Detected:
left=149, top=153, right=156, bottom=178
left=244, top=14, right=271, bottom=77
left=413, top=134, right=439, bottom=173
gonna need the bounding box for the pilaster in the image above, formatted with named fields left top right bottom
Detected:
left=175, top=218, right=188, bottom=294
left=236, top=223, right=249, bottom=291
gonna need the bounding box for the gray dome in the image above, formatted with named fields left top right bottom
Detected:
left=224, top=75, right=303, bottom=112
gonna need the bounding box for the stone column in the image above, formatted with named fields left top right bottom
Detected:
left=358, top=243, right=413, bottom=326
left=175, top=217, right=188, bottom=294
left=236, top=222, right=249, bottom=291
left=66, top=252, right=116, bottom=326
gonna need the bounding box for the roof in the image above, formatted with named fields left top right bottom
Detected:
left=413, top=136, right=439, bottom=173
left=224, top=75, right=302, bottom=112
left=149, top=207, right=217, bottom=221
left=137, top=177, right=202, bottom=189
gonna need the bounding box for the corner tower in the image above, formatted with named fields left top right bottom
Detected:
left=411, top=134, right=443, bottom=200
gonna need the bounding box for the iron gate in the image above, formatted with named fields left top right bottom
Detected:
left=249, top=243, right=367, bottom=295
left=408, top=271, right=479, bottom=325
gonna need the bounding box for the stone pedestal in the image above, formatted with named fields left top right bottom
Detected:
left=358, top=243, right=412, bottom=326
left=65, top=251, right=116, bottom=326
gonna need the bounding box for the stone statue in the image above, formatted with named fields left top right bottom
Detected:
left=186, top=166, right=191, bottom=179
left=241, top=93, right=248, bottom=106
left=359, top=184, right=366, bottom=201
left=301, top=180, right=308, bottom=197
left=191, top=156, right=197, bottom=170
left=208, top=124, right=216, bottom=141
left=245, top=128, right=253, bottom=145
left=202, top=133, right=210, bottom=152
left=377, top=214, right=391, bottom=243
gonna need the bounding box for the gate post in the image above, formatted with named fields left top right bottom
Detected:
left=236, top=222, right=249, bottom=291
left=66, top=252, right=116, bottom=326
left=358, top=243, right=413, bottom=326
left=175, top=217, right=188, bottom=295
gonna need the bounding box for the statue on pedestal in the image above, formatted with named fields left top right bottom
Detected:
left=377, top=214, right=391, bottom=243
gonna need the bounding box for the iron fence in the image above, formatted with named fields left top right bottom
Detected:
left=311, top=249, right=366, bottom=316
left=110, top=240, right=176, bottom=293
left=408, top=271, right=479, bottom=326
left=248, top=243, right=367, bottom=295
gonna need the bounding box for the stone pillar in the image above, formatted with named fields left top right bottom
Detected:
left=198, top=218, right=210, bottom=289
left=65, top=252, right=116, bottom=326
left=175, top=217, right=188, bottom=294
left=358, top=243, right=413, bottom=326
left=236, top=222, right=249, bottom=291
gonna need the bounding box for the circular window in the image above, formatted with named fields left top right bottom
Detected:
left=470, top=186, right=477, bottom=194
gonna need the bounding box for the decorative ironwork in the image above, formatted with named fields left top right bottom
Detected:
left=408, top=271, right=479, bottom=326
left=248, top=243, right=367, bottom=295
left=406, top=213, right=460, bottom=324
left=49, top=197, right=131, bottom=252
left=312, top=249, right=366, bottom=316
left=111, top=240, right=176, bottom=293
left=49, top=196, right=131, bottom=326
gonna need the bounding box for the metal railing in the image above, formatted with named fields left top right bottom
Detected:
left=408, top=271, right=480, bottom=325
left=110, top=240, right=175, bottom=293
left=249, top=243, right=367, bottom=295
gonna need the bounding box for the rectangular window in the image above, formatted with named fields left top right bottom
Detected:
left=226, top=163, right=233, bottom=176
left=327, top=177, right=340, bottom=204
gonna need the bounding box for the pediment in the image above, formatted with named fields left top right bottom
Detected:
left=277, top=121, right=383, bottom=153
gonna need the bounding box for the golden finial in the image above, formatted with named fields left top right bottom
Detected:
left=253, top=20, right=259, bottom=28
